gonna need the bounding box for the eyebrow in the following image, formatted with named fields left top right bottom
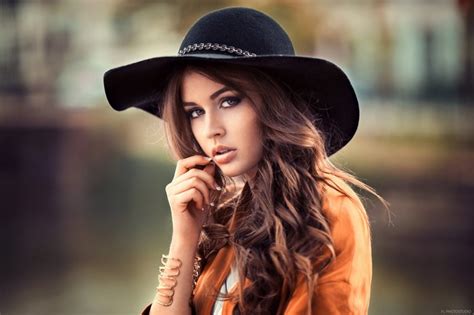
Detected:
left=183, top=86, right=232, bottom=107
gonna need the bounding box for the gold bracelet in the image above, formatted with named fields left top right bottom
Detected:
left=159, top=265, right=181, bottom=277
left=161, top=254, right=183, bottom=267
left=156, top=254, right=182, bottom=307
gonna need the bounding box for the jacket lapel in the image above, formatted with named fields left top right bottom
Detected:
left=193, top=244, right=235, bottom=314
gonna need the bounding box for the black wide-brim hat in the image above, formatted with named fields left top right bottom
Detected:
left=103, top=7, right=359, bottom=156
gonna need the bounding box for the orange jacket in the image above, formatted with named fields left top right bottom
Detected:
left=142, top=177, right=372, bottom=314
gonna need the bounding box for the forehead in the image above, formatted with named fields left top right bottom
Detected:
left=181, top=70, right=225, bottom=100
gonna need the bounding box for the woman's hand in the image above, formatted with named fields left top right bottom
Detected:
left=165, top=155, right=219, bottom=243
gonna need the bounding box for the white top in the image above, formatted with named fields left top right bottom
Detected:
left=211, top=264, right=239, bottom=315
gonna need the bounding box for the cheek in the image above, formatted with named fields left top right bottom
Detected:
left=190, top=124, right=199, bottom=139
left=239, top=116, right=263, bottom=159
left=190, top=124, right=205, bottom=150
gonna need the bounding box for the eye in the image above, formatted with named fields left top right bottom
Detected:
left=221, top=96, right=241, bottom=108
left=185, top=107, right=204, bottom=119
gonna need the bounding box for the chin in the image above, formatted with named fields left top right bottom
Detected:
left=218, top=164, right=256, bottom=179
left=219, top=167, right=244, bottom=178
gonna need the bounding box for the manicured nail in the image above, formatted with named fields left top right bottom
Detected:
left=215, top=185, right=222, bottom=191
left=205, top=156, right=212, bottom=161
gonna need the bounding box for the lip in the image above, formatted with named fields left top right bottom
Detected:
left=213, top=149, right=237, bottom=164
left=212, top=145, right=236, bottom=157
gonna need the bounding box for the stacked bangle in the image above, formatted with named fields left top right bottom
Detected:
left=156, top=254, right=203, bottom=307
left=156, top=254, right=182, bottom=306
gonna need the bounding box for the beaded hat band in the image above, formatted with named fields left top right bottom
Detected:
left=179, top=43, right=257, bottom=57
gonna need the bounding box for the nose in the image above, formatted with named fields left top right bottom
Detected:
left=203, top=111, right=225, bottom=139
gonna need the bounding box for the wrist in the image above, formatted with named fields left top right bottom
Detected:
left=172, top=226, right=201, bottom=241
left=169, top=235, right=199, bottom=254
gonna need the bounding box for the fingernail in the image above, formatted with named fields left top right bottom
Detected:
left=210, top=202, right=215, bottom=207
left=205, top=157, right=212, bottom=161
left=215, top=185, right=222, bottom=191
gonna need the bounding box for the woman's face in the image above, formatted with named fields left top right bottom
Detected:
left=181, top=70, right=263, bottom=178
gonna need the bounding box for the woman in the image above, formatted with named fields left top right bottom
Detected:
left=103, top=7, right=389, bottom=315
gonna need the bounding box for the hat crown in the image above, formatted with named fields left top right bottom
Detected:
left=179, top=7, right=295, bottom=57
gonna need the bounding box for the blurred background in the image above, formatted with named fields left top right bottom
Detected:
left=1, top=0, right=473, bottom=314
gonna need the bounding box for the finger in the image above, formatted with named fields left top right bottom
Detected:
left=174, top=155, right=212, bottom=178
left=203, top=162, right=222, bottom=192
left=170, top=176, right=211, bottom=205
left=173, top=167, right=219, bottom=191
left=175, top=188, right=205, bottom=212
left=203, top=161, right=216, bottom=177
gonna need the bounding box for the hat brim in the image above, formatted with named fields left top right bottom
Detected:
left=103, top=54, right=359, bottom=156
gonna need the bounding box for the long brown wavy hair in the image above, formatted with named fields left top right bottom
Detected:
left=160, top=60, right=390, bottom=314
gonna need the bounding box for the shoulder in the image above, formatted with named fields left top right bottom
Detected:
left=318, top=174, right=372, bottom=282
left=320, top=174, right=372, bottom=249
left=284, top=175, right=373, bottom=314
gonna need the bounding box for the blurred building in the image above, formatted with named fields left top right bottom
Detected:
left=0, top=0, right=472, bottom=109
left=1, top=1, right=473, bottom=314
